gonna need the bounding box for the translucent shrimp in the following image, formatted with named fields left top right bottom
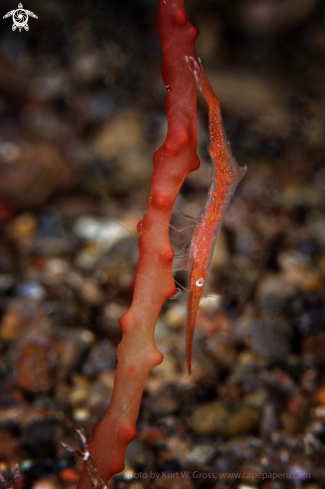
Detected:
left=177, top=56, right=246, bottom=374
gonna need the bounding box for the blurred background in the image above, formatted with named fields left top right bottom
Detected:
left=0, top=0, right=325, bottom=488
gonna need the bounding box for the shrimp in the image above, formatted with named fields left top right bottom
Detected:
left=179, top=56, right=246, bottom=374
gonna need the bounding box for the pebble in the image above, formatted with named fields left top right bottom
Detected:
left=79, top=279, right=105, bottom=306
left=69, top=374, right=90, bottom=406
left=257, top=273, right=297, bottom=314
left=250, top=319, right=292, bottom=359
left=151, top=355, right=177, bottom=377
left=313, top=406, right=325, bottom=419
left=0, top=273, right=14, bottom=291
left=300, top=368, right=317, bottom=393
left=72, top=408, right=91, bottom=422
left=9, top=212, right=37, bottom=243
left=278, top=251, right=324, bottom=291
left=16, top=343, right=57, bottom=393
left=16, top=281, right=46, bottom=301
left=189, top=402, right=260, bottom=436
left=186, top=444, right=217, bottom=465
left=100, top=302, right=127, bottom=335
left=280, top=411, right=300, bottom=434
left=206, top=335, right=237, bottom=369
left=149, top=477, right=194, bottom=489
left=0, top=310, right=24, bottom=342
left=0, top=428, right=20, bottom=463
left=87, top=372, right=114, bottom=412
left=231, top=351, right=269, bottom=378
left=129, top=484, right=145, bottom=489
left=287, top=393, right=307, bottom=415
left=81, top=339, right=117, bottom=376
left=205, top=69, right=282, bottom=117
left=219, top=382, right=242, bottom=402
left=0, top=405, right=59, bottom=426
left=302, top=334, right=325, bottom=366
left=42, top=259, right=68, bottom=285
left=314, top=387, right=325, bottom=406
left=236, top=0, right=317, bottom=36
left=74, top=242, right=107, bottom=270
left=59, top=468, right=79, bottom=483
left=93, top=110, right=143, bottom=160
left=73, top=216, right=130, bottom=251
left=0, top=141, right=74, bottom=208
left=32, top=477, right=59, bottom=489
left=243, top=389, right=269, bottom=410
left=260, top=404, right=277, bottom=439
left=21, top=419, right=62, bottom=457
left=138, top=427, right=162, bottom=443
left=280, top=184, right=324, bottom=209
left=145, top=392, right=179, bottom=417
left=165, top=304, right=187, bottom=330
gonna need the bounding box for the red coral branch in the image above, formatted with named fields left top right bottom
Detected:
left=76, top=1, right=199, bottom=487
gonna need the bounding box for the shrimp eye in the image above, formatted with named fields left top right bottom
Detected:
left=196, top=278, right=204, bottom=287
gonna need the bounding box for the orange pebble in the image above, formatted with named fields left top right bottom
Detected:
left=315, top=386, right=325, bottom=406
left=59, top=468, right=80, bottom=483
left=139, top=427, right=162, bottom=443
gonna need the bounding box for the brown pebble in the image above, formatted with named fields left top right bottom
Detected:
left=0, top=310, right=24, bottom=342
left=287, top=394, right=307, bottom=415
left=302, top=333, right=325, bottom=366
left=0, top=141, right=74, bottom=208
left=280, top=411, right=300, bottom=434
left=94, top=110, right=143, bottom=159
left=207, top=335, right=237, bottom=369
left=189, top=401, right=260, bottom=436
left=149, top=474, right=194, bottom=489
left=16, top=344, right=57, bottom=393
left=0, top=428, right=20, bottom=463
left=79, top=279, right=105, bottom=306
left=219, top=382, right=242, bottom=402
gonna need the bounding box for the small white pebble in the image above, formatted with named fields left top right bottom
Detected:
left=199, top=294, right=222, bottom=313
left=73, top=408, right=90, bottom=421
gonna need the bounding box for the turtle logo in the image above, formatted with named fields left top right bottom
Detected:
left=3, top=3, right=38, bottom=32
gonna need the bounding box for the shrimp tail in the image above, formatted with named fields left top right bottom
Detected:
left=186, top=281, right=203, bottom=374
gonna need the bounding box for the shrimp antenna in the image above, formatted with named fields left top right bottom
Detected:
left=174, top=279, right=189, bottom=293
left=109, top=218, right=138, bottom=241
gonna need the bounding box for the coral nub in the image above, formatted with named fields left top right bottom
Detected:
left=174, top=10, right=186, bottom=25
left=196, top=278, right=205, bottom=287
left=153, top=192, right=168, bottom=208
